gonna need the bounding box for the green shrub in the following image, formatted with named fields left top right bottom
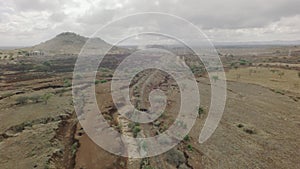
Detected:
left=239, top=59, right=248, bottom=65
left=42, top=93, right=53, bottom=104
left=63, top=79, right=71, bottom=87
left=187, top=144, right=193, bottom=151
left=100, top=79, right=107, bottom=83
left=198, top=107, right=204, bottom=116
left=95, top=80, right=100, bottom=85
left=95, top=79, right=107, bottom=84
left=128, top=122, right=140, bottom=129
left=132, top=125, right=141, bottom=138
left=128, top=122, right=142, bottom=136
left=71, top=142, right=78, bottom=156
left=183, top=135, right=190, bottom=142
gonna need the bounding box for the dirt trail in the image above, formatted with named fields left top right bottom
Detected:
left=73, top=82, right=127, bottom=169
left=50, top=112, right=78, bottom=169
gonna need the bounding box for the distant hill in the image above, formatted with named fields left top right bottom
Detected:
left=214, top=40, right=300, bottom=47
left=33, top=32, right=127, bottom=55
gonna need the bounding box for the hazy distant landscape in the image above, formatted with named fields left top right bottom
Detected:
left=1, top=0, right=300, bottom=169
left=0, top=32, right=299, bottom=169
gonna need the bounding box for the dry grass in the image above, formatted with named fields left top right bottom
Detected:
left=225, top=67, right=300, bottom=93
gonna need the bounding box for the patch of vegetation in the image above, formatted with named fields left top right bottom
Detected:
left=42, top=61, right=52, bottom=67
left=191, top=65, right=204, bottom=75
left=132, top=126, right=141, bottom=137
left=29, top=95, right=42, bottom=103
left=237, top=124, right=244, bottom=128
left=63, top=79, right=71, bottom=87
left=198, top=107, right=204, bottom=116
left=187, top=144, right=193, bottom=151
left=71, top=142, right=78, bottom=156
left=119, top=161, right=126, bottom=168
left=212, top=75, right=219, bottom=82
left=34, top=64, right=51, bottom=72
left=74, top=74, right=83, bottom=80
left=298, top=72, right=300, bottom=78
left=100, top=79, right=107, bottom=83
left=16, top=96, right=29, bottom=105
left=2, top=92, right=14, bottom=98
left=95, top=79, right=108, bottom=84
left=243, top=128, right=256, bottom=135
left=42, top=93, right=53, bottom=104
left=143, top=166, right=155, bottom=169
left=95, top=79, right=100, bottom=85
left=239, top=59, right=248, bottom=65
left=183, top=135, right=190, bottom=142
left=128, top=122, right=141, bottom=137
left=278, top=72, right=285, bottom=78
left=270, top=89, right=285, bottom=95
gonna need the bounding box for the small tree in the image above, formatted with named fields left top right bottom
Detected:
left=42, top=93, right=53, bottom=104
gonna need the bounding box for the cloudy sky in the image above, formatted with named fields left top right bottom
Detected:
left=0, top=0, right=300, bottom=46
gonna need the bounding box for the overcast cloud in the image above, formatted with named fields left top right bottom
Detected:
left=0, top=0, right=299, bottom=46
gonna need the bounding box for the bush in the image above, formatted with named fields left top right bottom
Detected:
left=212, top=75, right=219, bottom=82
left=95, top=79, right=107, bottom=84
left=132, top=126, right=141, bottom=137
left=100, top=79, right=107, bottom=83
left=42, top=61, right=51, bottom=67
left=128, top=122, right=140, bottom=129
left=128, top=122, right=141, bottom=137
left=187, top=144, right=193, bottom=151
left=71, top=142, right=78, bottom=156
left=34, top=64, right=50, bottom=72
left=95, top=80, right=100, bottom=85
left=243, top=128, right=256, bottom=134
left=298, top=72, right=300, bottom=78
left=30, top=95, right=41, bottom=103
left=237, top=124, right=244, bottom=128
left=198, top=107, right=204, bottom=116
left=239, top=59, right=247, bottom=65
left=16, top=96, right=29, bottom=105
left=42, top=93, right=53, bottom=104
left=63, top=79, right=71, bottom=87
left=183, top=135, right=190, bottom=142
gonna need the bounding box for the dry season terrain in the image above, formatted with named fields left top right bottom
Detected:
left=0, top=32, right=300, bottom=169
